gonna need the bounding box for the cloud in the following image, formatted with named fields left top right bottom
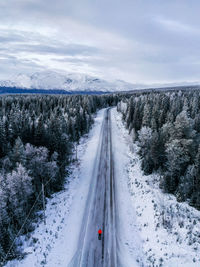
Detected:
left=0, top=0, right=200, bottom=83
left=156, top=17, right=200, bottom=35
left=0, top=42, right=99, bottom=56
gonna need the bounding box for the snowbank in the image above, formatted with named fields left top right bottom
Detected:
left=111, top=108, right=143, bottom=267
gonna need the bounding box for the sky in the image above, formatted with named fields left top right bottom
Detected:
left=0, top=0, right=200, bottom=84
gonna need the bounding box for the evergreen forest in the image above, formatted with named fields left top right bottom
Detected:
left=1, top=89, right=200, bottom=264
left=0, top=94, right=117, bottom=262
left=118, top=89, right=200, bottom=209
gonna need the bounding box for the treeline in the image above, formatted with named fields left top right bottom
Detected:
left=118, top=90, right=200, bottom=209
left=0, top=94, right=117, bottom=263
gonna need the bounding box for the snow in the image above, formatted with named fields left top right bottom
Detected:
left=113, top=108, right=200, bottom=267
left=111, top=108, right=143, bottom=267
left=0, top=70, right=135, bottom=92
left=5, top=107, right=200, bottom=267
left=1, top=70, right=200, bottom=92
left=5, top=108, right=106, bottom=267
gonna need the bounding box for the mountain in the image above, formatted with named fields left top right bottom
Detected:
left=1, top=71, right=199, bottom=93
left=0, top=71, right=136, bottom=92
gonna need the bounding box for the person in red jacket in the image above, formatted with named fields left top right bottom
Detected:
left=98, top=229, right=102, bottom=240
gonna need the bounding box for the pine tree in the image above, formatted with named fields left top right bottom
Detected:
left=34, top=114, right=45, bottom=146
left=138, top=126, right=154, bottom=174
left=10, top=137, right=25, bottom=166
left=142, top=103, right=151, bottom=127
left=6, top=164, right=32, bottom=224
left=0, top=118, right=6, bottom=157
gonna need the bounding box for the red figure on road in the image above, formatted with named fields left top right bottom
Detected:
left=98, top=229, right=102, bottom=240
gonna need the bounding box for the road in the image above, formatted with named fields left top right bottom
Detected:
left=68, top=108, right=118, bottom=267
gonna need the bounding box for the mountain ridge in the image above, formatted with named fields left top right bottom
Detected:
left=0, top=70, right=199, bottom=93
left=0, top=71, right=135, bottom=92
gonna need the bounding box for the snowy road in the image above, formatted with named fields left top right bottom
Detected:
left=6, top=108, right=141, bottom=267
left=69, top=108, right=118, bottom=267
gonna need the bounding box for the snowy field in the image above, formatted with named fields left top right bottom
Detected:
left=5, top=107, right=200, bottom=267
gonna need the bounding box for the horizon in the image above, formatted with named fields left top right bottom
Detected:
left=0, top=70, right=200, bottom=91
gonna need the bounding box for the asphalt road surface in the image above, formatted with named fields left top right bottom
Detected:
left=68, top=108, right=119, bottom=267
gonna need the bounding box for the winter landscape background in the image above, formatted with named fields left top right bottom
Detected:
left=1, top=0, right=200, bottom=266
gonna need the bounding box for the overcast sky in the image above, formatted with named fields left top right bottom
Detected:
left=0, top=0, right=200, bottom=84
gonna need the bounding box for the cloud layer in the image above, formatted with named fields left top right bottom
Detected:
left=0, top=0, right=200, bottom=84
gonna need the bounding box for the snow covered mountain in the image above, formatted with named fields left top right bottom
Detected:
left=0, top=71, right=136, bottom=92
left=1, top=71, right=199, bottom=93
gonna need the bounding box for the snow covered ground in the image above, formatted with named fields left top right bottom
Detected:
left=5, top=107, right=200, bottom=267
left=111, top=109, right=143, bottom=267
left=114, top=108, right=200, bottom=267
